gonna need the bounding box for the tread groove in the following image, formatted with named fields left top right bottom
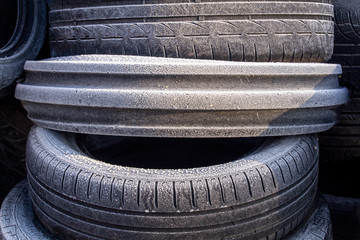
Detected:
left=229, top=175, right=238, bottom=201
left=243, top=172, right=253, bottom=197
left=173, top=181, right=177, bottom=209
left=74, top=170, right=82, bottom=196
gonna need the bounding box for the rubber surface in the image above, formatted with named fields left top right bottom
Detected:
left=15, top=55, right=348, bottom=138
left=28, top=126, right=319, bottom=240
left=0, top=0, right=46, bottom=94
left=0, top=180, right=56, bottom=240
left=0, top=181, right=329, bottom=240
left=320, top=99, right=360, bottom=161
left=323, top=194, right=360, bottom=240
left=284, top=197, right=332, bottom=240
left=319, top=0, right=360, bottom=164
left=331, top=0, right=360, bottom=97
left=48, top=0, right=334, bottom=63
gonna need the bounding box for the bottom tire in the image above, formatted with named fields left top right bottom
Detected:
left=0, top=180, right=331, bottom=240
left=0, top=180, right=55, bottom=239
left=284, top=198, right=332, bottom=240
left=27, top=127, right=319, bottom=240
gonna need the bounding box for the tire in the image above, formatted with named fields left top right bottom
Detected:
left=283, top=197, right=332, bottom=240
left=15, top=55, right=348, bottom=138
left=323, top=194, right=360, bottom=240
left=0, top=180, right=56, bottom=240
left=319, top=0, right=360, bottom=169
left=0, top=0, right=46, bottom=94
left=330, top=0, right=360, bottom=97
left=48, top=0, right=334, bottom=63
left=27, top=126, right=319, bottom=240
left=0, top=182, right=328, bottom=240
left=319, top=99, right=360, bottom=161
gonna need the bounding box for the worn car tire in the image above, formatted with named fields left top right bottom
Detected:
left=48, top=0, right=334, bottom=63
left=0, top=180, right=56, bottom=240
left=284, top=197, right=332, bottom=240
left=15, top=55, right=348, bottom=138
left=320, top=99, right=360, bottom=161
left=330, top=0, right=360, bottom=97
left=323, top=194, right=360, bottom=239
left=319, top=0, right=360, bottom=177
left=0, top=0, right=46, bottom=94
left=27, top=126, right=319, bottom=240
left=0, top=181, right=329, bottom=240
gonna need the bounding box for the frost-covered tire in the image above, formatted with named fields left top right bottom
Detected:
left=0, top=0, right=46, bottom=94
left=27, top=126, right=319, bottom=240
left=15, top=55, right=348, bottom=138
left=48, top=0, right=334, bottom=63
left=284, top=197, right=332, bottom=240
left=0, top=180, right=56, bottom=240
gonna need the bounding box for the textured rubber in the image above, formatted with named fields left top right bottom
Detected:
left=48, top=0, right=334, bottom=63
left=331, top=0, right=360, bottom=97
left=27, top=126, right=319, bottom=240
left=323, top=194, right=360, bottom=240
left=320, top=98, right=360, bottom=161
left=0, top=181, right=329, bottom=240
left=0, top=180, right=56, bottom=240
left=15, top=55, right=348, bottom=138
left=0, top=0, right=46, bottom=94
left=319, top=0, right=360, bottom=164
left=284, top=197, right=332, bottom=240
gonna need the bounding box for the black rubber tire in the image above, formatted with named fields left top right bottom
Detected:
left=319, top=0, right=360, bottom=170
left=0, top=0, right=46, bottom=94
left=283, top=197, right=332, bottom=240
left=319, top=99, right=360, bottom=161
left=15, top=55, right=348, bottom=138
left=0, top=180, right=56, bottom=240
left=330, top=0, right=360, bottom=97
left=27, top=126, right=319, bottom=240
left=323, top=194, right=360, bottom=240
left=48, top=0, right=334, bottom=63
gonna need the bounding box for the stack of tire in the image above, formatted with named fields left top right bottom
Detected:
left=0, top=0, right=350, bottom=239
left=319, top=0, right=360, bottom=199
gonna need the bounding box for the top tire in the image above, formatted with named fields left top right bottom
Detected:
left=0, top=0, right=46, bottom=94
left=48, top=0, right=334, bottom=62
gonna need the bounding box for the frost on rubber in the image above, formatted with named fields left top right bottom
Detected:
left=0, top=180, right=56, bottom=240
left=27, top=126, right=319, bottom=240
left=284, top=197, right=332, bottom=240
left=15, top=55, right=348, bottom=138
left=0, top=0, right=46, bottom=94
left=48, top=1, right=334, bottom=62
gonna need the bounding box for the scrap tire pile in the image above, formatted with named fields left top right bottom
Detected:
left=0, top=0, right=358, bottom=239
left=319, top=0, right=360, bottom=198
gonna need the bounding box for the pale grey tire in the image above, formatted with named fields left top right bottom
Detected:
left=0, top=180, right=56, bottom=240
left=15, top=55, right=348, bottom=138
